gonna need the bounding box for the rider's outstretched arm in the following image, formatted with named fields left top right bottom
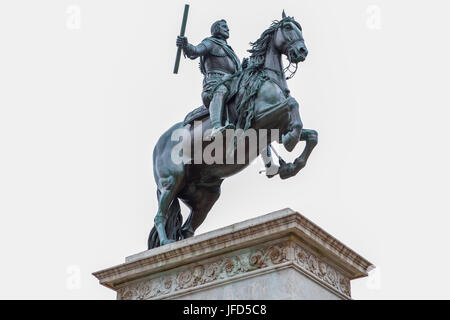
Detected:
left=177, top=37, right=210, bottom=59
left=184, top=42, right=209, bottom=59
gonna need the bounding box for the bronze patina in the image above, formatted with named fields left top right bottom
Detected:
left=148, top=10, right=317, bottom=249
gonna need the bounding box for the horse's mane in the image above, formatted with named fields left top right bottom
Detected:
left=247, top=20, right=282, bottom=68
left=232, top=19, right=287, bottom=130
left=227, top=17, right=302, bottom=130
left=247, top=17, right=302, bottom=69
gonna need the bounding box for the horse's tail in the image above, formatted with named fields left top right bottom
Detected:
left=147, top=189, right=183, bottom=249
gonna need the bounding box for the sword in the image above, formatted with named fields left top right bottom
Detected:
left=173, top=4, right=190, bottom=74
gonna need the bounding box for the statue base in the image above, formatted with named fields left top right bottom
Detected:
left=93, top=208, right=374, bottom=300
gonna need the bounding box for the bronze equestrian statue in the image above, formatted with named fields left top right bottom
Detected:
left=148, top=11, right=318, bottom=248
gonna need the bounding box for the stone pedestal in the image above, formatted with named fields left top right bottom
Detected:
left=93, top=208, right=374, bottom=300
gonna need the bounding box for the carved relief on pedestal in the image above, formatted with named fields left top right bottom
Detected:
left=117, top=242, right=290, bottom=300
left=292, top=243, right=350, bottom=297
left=117, top=241, right=350, bottom=299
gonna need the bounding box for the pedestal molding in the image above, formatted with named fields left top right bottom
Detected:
left=93, top=208, right=374, bottom=299
left=115, top=240, right=351, bottom=300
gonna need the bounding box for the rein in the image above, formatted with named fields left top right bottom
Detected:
left=280, top=20, right=300, bottom=80
left=263, top=67, right=290, bottom=98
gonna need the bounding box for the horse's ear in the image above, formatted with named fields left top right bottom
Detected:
left=282, top=10, right=286, bottom=19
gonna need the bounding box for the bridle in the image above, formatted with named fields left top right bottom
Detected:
left=279, top=19, right=303, bottom=80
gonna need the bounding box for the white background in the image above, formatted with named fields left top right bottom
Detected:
left=0, top=0, right=449, bottom=299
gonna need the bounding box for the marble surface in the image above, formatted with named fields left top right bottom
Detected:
left=93, top=208, right=374, bottom=299
left=173, top=267, right=342, bottom=300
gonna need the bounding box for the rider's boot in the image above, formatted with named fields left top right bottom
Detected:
left=208, top=86, right=233, bottom=140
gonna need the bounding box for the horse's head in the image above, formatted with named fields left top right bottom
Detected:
left=273, top=11, right=308, bottom=64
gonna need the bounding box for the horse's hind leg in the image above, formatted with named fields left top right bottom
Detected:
left=180, top=182, right=222, bottom=239
left=154, top=175, right=184, bottom=245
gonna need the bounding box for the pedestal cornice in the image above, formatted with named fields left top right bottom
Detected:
left=93, top=208, right=374, bottom=299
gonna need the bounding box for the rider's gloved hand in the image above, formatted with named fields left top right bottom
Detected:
left=176, top=36, right=188, bottom=48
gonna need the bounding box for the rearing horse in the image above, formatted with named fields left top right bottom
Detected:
left=148, top=12, right=318, bottom=248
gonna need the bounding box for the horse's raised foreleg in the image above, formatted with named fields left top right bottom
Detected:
left=253, top=82, right=316, bottom=179
left=281, top=98, right=303, bottom=152
left=254, top=96, right=303, bottom=152
left=279, top=128, right=318, bottom=179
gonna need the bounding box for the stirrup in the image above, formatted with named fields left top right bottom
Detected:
left=208, top=122, right=236, bottom=140
left=209, top=126, right=226, bottom=139
left=224, top=122, right=235, bottom=130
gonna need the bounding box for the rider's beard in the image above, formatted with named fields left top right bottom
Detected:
left=216, top=31, right=229, bottom=40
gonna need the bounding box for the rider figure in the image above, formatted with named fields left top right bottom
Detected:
left=176, top=19, right=242, bottom=138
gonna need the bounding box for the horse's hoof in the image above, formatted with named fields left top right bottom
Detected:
left=265, top=165, right=279, bottom=178
left=266, top=173, right=277, bottom=179
left=294, top=158, right=306, bottom=170
left=181, top=229, right=195, bottom=239
left=279, top=163, right=295, bottom=180
left=160, top=239, right=176, bottom=246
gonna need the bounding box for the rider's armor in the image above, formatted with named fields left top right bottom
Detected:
left=182, top=36, right=241, bottom=133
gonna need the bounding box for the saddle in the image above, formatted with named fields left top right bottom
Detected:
left=183, top=105, right=210, bottom=125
